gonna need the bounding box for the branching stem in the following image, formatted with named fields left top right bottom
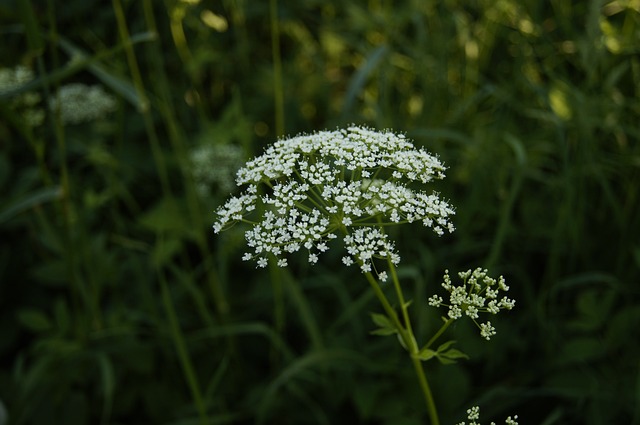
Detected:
left=362, top=260, right=441, bottom=425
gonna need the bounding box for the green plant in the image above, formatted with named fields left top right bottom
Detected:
left=213, top=126, right=517, bottom=424
left=2, top=0, right=638, bottom=423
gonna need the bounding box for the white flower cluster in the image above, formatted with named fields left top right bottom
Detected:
left=428, top=268, right=515, bottom=340
left=0, top=65, right=33, bottom=92
left=343, top=227, right=399, bottom=275
left=190, top=144, right=245, bottom=196
left=456, top=406, right=518, bottom=425
left=213, top=126, right=455, bottom=273
left=49, top=83, right=116, bottom=124
left=0, top=65, right=45, bottom=126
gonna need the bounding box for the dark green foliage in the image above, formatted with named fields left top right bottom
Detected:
left=1, top=0, right=639, bottom=424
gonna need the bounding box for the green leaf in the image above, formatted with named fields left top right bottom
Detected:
left=371, top=312, right=393, bottom=328
left=370, top=313, right=398, bottom=336
left=53, top=298, right=71, bottom=334
left=436, top=340, right=458, bottom=353
left=415, top=347, right=437, bottom=361
left=0, top=186, right=63, bottom=224
left=397, top=333, right=409, bottom=350
left=57, top=34, right=156, bottom=110
left=419, top=340, right=470, bottom=365
left=17, top=309, right=52, bottom=333
left=96, top=353, right=115, bottom=423
left=437, top=348, right=470, bottom=365
left=341, top=45, right=389, bottom=119
left=0, top=32, right=155, bottom=102
left=436, top=356, right=458, bottom=365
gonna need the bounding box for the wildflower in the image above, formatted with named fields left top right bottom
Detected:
left=428, top=268, right=515, bottom=340
left=456, top=405, right=519, bottom=425
left=0, top=65, right=34, bottom=93
left=190, top=143, right=245, bottom=196
left=213, top=125, right=455, bottom=270
left=49, top=83, right=116, bottom=124
left=0, top=65, right=44, bottom=126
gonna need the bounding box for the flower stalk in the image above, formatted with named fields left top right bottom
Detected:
left=212, top=126, right=516, bottom=423
left=363, top=260, right=440, bottom=424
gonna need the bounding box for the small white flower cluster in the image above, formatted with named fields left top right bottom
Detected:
left=343, top=227, right=399, bottom=275
left=213, top=126, right=455, bottom=273
left=456, top=406, right=518, bottom=425
left=428, top=268, right=515, bottom=340
left=190, top=144, right=245, bottom=196
left=0, top=65, right=33, bottom=92
left=49, top=83, right=116, bottom=124
left=0, top=65, right=45, bottom=126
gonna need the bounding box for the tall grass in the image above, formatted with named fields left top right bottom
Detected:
left=1, top=0, right=639, bottom=424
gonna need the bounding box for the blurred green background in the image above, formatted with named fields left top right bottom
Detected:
left=1, top=0, right=639, bottom=424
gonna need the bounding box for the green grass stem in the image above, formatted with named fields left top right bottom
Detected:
left=160, top=273, right=210, bottom=425
left=270, top=0, right=285, bottom=136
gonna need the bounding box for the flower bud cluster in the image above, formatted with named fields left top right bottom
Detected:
left=456, top=406, right=518, bottom=425
left=213, top=126, right=455, bottom=272
left=428, top=268, right=515, bottom=340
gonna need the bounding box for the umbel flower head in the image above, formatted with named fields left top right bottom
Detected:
left=190, top=143, right=245, bottom=196
left=428, top=268, right=516, bottom=340
left=49, top=83, right=116, bottom=124
left=213, top=125, right=455, bottom=276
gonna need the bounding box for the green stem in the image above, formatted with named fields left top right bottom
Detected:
left=388, top=256, right=414, bottom=341
left=388, top=259, right=440, bottom=425
left=362, top=270, right=404, bottom=334
left=112, top=0, right=172, bottom=199
left=344, top=224, right=439, bottom=423
left=362, top=266, right=440, bottom=425
left=269, top=0, right=284, bottom=136
left=142, top=0, right=229, bottom=321
left=424, top=318, right=454, bottom=350
left=160, top=274, right=209, bottom=425
left=411, top=355, right=440, bottom=425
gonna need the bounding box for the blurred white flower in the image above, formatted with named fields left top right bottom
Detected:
left=190, top=144, right=245, bottom=196
left=0, top=65, right=34, bottom=92
left=0, top=65, right=44, bottom=126
left=49, top=83, right=116, bottom=124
